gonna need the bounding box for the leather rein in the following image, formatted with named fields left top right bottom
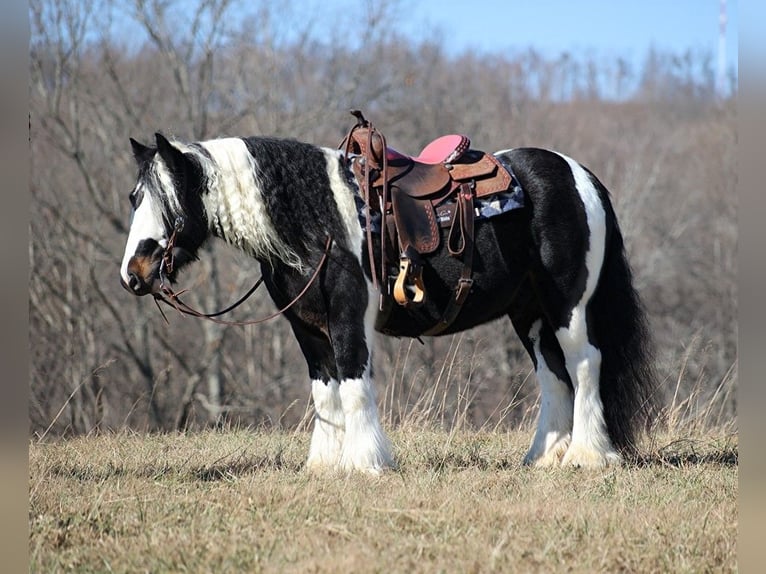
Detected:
left=152, top=217, right=333, bottom=326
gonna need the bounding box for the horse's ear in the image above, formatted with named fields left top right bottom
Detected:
left=155, top=132, right=187, bottom=175
left=130, top=137, right=153, bottom=164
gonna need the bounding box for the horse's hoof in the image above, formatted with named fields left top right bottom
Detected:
left=561, top=443, right=622, bottom=468
left=523, top=436, right=571, bottom=467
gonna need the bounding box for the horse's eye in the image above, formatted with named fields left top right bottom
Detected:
left=129, top=188, right=143, bottom=209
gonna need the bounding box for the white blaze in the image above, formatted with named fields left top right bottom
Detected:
left=120, top=186, right=165, bottom=285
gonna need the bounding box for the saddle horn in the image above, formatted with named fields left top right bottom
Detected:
left=350, top=109, right=368, bottom=127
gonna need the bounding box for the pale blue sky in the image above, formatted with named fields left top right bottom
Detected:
left=105, top=0, right=739, bottom=90
left=404, top=0, right=737, bottom=73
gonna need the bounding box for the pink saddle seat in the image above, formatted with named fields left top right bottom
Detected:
left=414, top=134, right=470, bottom=164
left=385, top=134, right=471, bottom=165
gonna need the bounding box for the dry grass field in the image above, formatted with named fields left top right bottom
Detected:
left=29, top=425, right=737, bottom=573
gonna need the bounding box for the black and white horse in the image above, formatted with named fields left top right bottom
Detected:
left=120, top=132, right=656, bottom=472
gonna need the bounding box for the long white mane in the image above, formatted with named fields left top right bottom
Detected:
left=165, top=138, right=304, bottom=270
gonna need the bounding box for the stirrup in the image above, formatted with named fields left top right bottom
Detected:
left=393, top=256, right=425, bottom=307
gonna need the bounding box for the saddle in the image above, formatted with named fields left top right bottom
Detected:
left=341, top=110, right=512, bottom=334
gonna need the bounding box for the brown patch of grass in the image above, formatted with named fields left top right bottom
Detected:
left=30, top=428, right=737, bottom=573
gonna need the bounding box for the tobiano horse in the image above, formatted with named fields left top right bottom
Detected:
left=119, top=119, right=656, bottom=473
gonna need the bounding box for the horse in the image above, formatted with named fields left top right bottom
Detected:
left=119, top=126, right=657, bottom=473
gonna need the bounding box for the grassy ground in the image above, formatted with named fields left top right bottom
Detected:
left=29, top=427, right=737, bottom=573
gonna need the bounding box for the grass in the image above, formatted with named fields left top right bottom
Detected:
left=29, top=426, right=737, bottom=573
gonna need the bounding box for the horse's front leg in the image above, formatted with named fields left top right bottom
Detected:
left=307, top=378, right=345, bottom=471
left=337, top=371, right=393, bottom=474
left=285, top=321, right=346, bottom=472
left=332, top=281, right=393, bottom=474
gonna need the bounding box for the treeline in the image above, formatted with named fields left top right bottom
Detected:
left=29, top=0, right=737, bottom=436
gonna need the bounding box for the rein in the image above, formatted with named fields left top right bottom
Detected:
left=153, top=222, right=333, bottom=326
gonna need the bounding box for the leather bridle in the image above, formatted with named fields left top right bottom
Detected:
left=152, top=217, right=333, bottom=326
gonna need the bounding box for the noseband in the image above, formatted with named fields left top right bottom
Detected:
left=153, top=217, right=332, bottom=326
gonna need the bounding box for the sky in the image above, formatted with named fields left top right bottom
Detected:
left=403, top=0, right=738, bottom=75
left=104, top=0, right=739, bottom=93
left=110, top=0, right=738, bottom=71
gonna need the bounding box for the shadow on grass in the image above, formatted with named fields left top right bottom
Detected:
left=46, top=453, right=304, bottom=483
left=47, top=447, right=737, bottom=481
left=192, top=453, right=302, bottom=481
left=403, top=435, right=738, bottom=472
left=42, top=435, right=738, bottom=483
left=631, top=439, right=738, bottom=468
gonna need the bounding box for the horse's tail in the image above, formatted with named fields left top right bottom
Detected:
left=592, top=200, right=659, bottom=455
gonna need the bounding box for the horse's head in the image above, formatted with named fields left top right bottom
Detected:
left=120, top=133, right=208, bottom=296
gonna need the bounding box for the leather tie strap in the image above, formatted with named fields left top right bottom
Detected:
left=424, top=182, right=475, bottom=336
left=340, top=110, right=389, bottom=301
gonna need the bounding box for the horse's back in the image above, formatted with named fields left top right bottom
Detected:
left=375, top=147, right=607, bottom=338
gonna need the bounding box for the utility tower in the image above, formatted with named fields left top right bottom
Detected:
left=716, top=0, right=728, bottom=99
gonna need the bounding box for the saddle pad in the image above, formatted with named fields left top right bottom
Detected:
left=435, top=185, right=524, bottom=226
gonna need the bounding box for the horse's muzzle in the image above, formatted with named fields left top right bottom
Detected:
left=120, top=271, right=155, bottom=296
left=121, top=254, right=160, bottom=296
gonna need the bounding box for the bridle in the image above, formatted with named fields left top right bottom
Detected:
left=152, top=217, right=333, bottom=326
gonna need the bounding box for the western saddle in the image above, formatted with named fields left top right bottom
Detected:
left=340, top=110, right=512, bottom=335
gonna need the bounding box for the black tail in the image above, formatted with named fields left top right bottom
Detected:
left=591, top=203, right=659, bottom=455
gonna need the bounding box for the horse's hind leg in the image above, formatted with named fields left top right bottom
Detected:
left=544, top=154, right=619, bottom=468
left=514, top=317, right=574, bottom=466
left=554, top=307, right=620, bottom=468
